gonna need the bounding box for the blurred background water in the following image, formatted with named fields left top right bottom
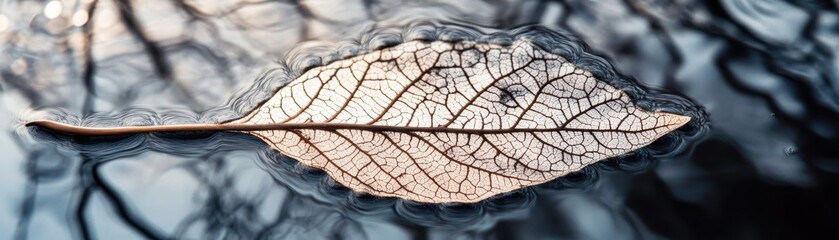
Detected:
left=1, top=0, right=838, bottom=239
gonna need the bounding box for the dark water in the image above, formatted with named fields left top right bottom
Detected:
left=1, top=0, right=838, bottom=239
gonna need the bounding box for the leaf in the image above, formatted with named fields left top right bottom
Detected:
left=230, top=40, right=690, bottom=203
left=28, top=39, right=690, bottom=203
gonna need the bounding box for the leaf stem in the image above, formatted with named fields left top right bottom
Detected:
left=26, top=120, right=231, bottom=136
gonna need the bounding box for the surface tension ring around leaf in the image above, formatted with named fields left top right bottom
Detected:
left=28, top=34, right=692, bottom=203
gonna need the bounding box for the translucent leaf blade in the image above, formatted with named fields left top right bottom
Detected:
left=233, top=40, right=691, bottom=203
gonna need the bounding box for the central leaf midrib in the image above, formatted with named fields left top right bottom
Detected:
left=229, top=122, right=669, bottom=134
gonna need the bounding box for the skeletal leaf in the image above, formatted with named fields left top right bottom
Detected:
left=230, top=40, right=691, bottom=203
left=27, top=39, right=690, bottom=203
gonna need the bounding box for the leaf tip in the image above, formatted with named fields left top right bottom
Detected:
left=665, top=112, right=691, bottom=130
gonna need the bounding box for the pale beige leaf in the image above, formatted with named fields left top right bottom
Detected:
left=233, top=40, right=690, bottom=203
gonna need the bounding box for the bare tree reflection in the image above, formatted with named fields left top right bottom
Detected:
left=3, top=0, right=838, bottom=239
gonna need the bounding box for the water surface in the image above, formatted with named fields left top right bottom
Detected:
left=1, top=0, right=838, bottom=239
